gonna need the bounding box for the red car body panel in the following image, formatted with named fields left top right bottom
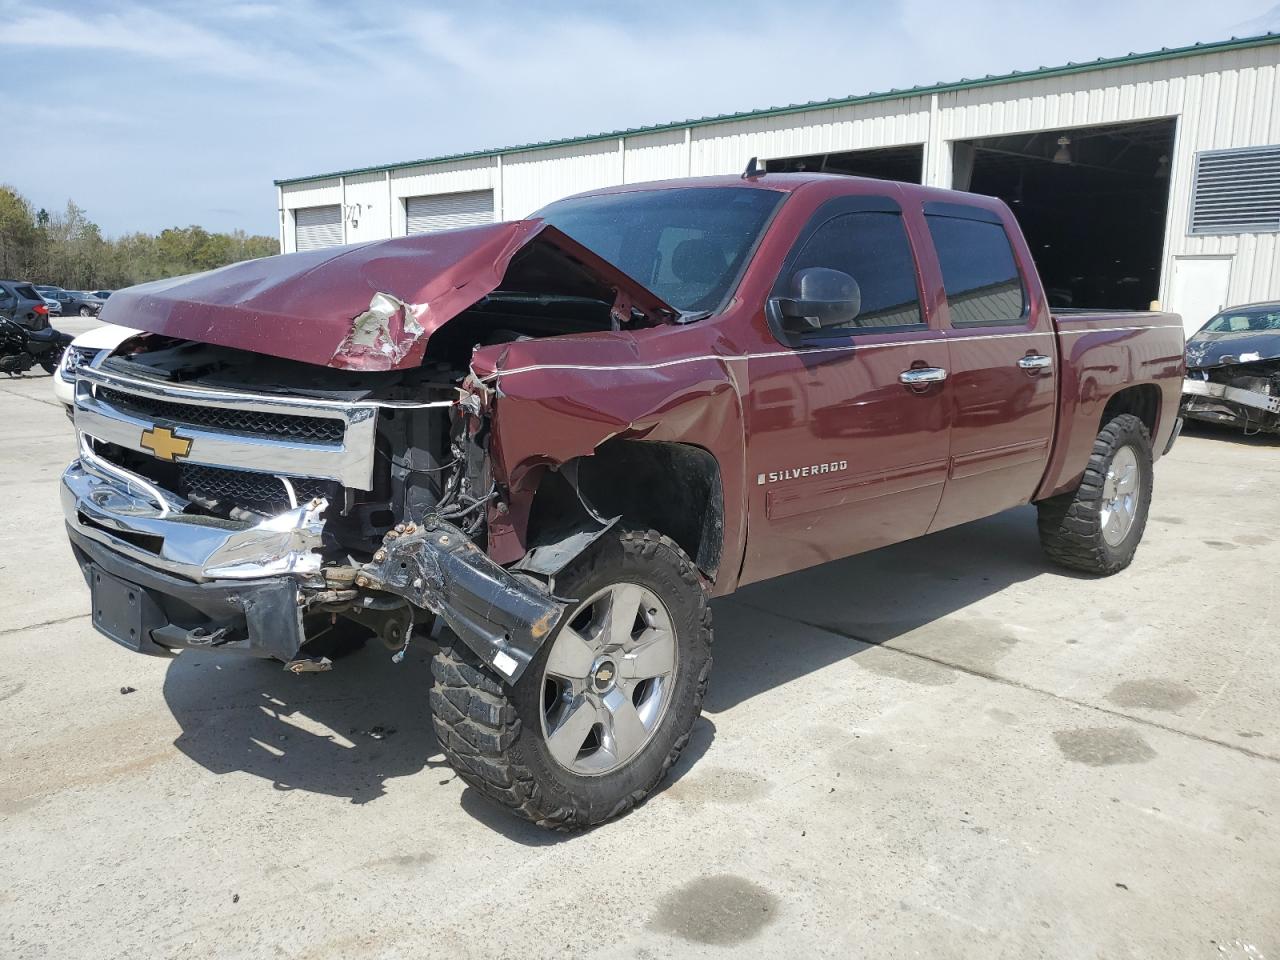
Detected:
left=98, top=221, right=677, bottom=372
left=471, top=175, right=1184, bottom=593
left=102, top=173, right=1185, bottom=596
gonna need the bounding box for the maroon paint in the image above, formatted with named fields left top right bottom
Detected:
left=104, top=173, right=1185, bottom=595
left=471, top=175, right=1183, bottom=593
left=99, top=221, right=675, bottom=371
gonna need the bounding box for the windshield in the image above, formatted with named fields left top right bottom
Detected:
left=1202, top=308, right=1280, bottom=333
left=537, top=187, right=784, bottom=314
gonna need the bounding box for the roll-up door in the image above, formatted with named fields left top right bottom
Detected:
left=294, top=205, right=343, bottom=250
left=405, top=191, right=495, bottom=234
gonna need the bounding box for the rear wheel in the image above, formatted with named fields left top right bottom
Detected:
left=429, top=529, right=712, bottom=830
left=1037, top=413, right=1153, bottom=575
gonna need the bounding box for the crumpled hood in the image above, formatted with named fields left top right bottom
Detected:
left=1186, top=329, right=1280, bottom=369
left=98, top=220, right=676, bottom=371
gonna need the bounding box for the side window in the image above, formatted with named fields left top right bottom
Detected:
left=925, top=214, right=1026, bottom=325
left=787, top=212, right=923, bottom=331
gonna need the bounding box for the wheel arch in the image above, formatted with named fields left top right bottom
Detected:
left=1099, top=383, right=1161, bottom=440
left=524, top=439, right=725, bottom=583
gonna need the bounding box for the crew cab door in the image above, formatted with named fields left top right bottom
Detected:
left=739, top=194, right=952, bottom=585
left=921, top=201, right=1058, bottom=532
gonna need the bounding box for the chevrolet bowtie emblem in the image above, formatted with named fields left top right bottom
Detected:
left=140, top=425, right=192, bottom=461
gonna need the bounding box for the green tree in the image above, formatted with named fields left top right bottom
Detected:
left=0, top=186, right=279, bottom=289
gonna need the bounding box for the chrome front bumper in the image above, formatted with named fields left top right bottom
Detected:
left=61, top=447, right=329, bottom=585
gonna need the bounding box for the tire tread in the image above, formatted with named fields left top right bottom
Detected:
left=429, top=529, right=712, bottom=831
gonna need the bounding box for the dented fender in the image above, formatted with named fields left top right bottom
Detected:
left=467, top=329, right=749, bottom=594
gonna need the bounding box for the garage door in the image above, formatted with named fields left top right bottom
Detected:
left=406, top=191, right=495, bottom=235
left=294, top=205, right=342, bottom=251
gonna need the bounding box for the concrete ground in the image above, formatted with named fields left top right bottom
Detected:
left=49, top=316, right=104, bottom=339
left=1, top=369, right=1277, bottom=960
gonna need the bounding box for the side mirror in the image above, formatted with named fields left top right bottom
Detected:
left=774, top=267, right=861, bottom=332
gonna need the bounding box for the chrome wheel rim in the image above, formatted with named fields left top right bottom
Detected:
left=1100, top=445, right=1141, bottom=547
left=540, top=581, right=677, bottom=776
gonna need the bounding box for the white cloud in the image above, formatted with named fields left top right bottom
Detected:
left=4, top=0, right=1278, bottom=235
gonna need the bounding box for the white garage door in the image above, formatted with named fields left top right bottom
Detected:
left=406, top=191, right=495, bottom=235
left=294, top=205, right=342, bottom=251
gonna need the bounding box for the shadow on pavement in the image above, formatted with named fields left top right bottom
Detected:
left=164, top=637, right=716, bottom=837
left=1181, top=420, right=1280, bottom=447
left=163, top=505, right=1069, bottom=827
left=706, top=505, right=1069, bottom=712
left=164, top=640, right=443, bottom=805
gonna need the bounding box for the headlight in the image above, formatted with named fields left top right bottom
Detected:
left=59, top=346, right=98, bottom=382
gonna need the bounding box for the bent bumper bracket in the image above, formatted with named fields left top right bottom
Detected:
left=356, top=519, right=564, bottom=683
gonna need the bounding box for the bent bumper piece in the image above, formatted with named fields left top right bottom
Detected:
left=69, top=527, right=306, bottom=659
left=358, top=519, right=565, bottom=683
left=62, top=452, right=327, bottom=584
left=1182, top=377, right=1280, bottom=415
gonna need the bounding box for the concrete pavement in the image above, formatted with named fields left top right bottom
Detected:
left=1, top=369, right=1276, bottom=959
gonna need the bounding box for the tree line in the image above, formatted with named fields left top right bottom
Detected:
left=0, top=185, right=279, bottom=292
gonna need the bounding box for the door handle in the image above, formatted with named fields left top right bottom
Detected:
left=1017, top=354, right=1053, bottom=371
left=898, top=367, right=948, bottom=386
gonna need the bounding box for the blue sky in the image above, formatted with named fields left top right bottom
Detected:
left=5, top=0, right=1279, bottom=238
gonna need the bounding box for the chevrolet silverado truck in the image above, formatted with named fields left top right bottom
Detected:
left=62, top=172, right=1186, bottom=829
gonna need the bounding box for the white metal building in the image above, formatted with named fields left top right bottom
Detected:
left=276, top=33, right=1280, bottom=334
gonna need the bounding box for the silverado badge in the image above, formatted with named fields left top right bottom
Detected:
left=140, top=425, right=193, bottom=462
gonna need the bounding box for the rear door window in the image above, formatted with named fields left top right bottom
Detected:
left=15, top=285, right=41, bottom=300
left=925, top=214, right=1026, bottom=326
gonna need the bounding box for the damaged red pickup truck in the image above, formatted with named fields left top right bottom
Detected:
left=64, top=173, right=1186, bottom=828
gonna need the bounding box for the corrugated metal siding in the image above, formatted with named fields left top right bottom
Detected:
left=405, top=190, right=495, bottom=234
left=294, top=205, right=342, bottom=251
left=278, top=42, right=1280, bottom=307
left=342, top=172, right=389, bottom=244
left=501, top=141, right=622, bottom=219
left=689, top=101, right=931, bottom=176
left=622, top=129, right=688, bottom=184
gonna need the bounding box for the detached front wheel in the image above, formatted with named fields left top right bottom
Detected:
left=430, top=530, right=712, bottom=830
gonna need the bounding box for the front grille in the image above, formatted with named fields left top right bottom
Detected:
left=179, top=464, right=336, bottom=514
left=97, top=387, right=345, bottom=444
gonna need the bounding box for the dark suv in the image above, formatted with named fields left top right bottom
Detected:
left=0, top=280, right=52, bottom=330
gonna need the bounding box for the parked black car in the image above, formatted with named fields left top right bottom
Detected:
left=0, top=280, right=52, bottom=330
left=36, top=286, right=103, bottom=317
left=1182, top=301, right=1280, bottom=436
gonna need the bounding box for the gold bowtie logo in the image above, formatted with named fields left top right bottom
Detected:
left=140, top=425, right=193, bottom=461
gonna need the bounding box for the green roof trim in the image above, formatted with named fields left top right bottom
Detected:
left=275, top=31, right=1280, bottom=187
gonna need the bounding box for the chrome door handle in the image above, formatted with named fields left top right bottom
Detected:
left=1018, top=354, right=1053, bottom=370
left=898, top=367, right=948, bottom=386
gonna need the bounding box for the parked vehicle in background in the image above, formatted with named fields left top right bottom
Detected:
left=0, top=316, right=72, bottom=375
left=53, top=323, right=138, bottom=407
left=1182, top=301, right=1280, bottom=435
left=36, top=286, right=103, bottom=317
left=0, top=280, right=52, bottom=330
left=67, top=292, right=104, bottom=317
left=43, top=296, right=64, bottom=316
left=92, top=290, right=113, bottom=300
left=61, top=172, right=1185, bottom=830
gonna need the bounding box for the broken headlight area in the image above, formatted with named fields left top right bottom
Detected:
left=1182, top=358, right=1280, bottom=435
left=63, top=335, right=570, bottom=674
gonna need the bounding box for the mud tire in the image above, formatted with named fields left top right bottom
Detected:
left=429, top=529, right=713, bottom=830
left=1036, top=413, right=1153, bottom=575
